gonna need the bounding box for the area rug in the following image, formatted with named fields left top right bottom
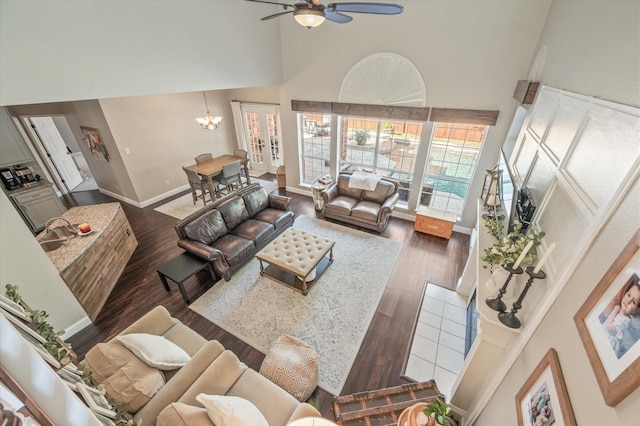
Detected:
left=188, top=215, right=403, bottom=395
left=153, top=178, right=278, bottom=220
left=248, top=169, right=267, bottom=178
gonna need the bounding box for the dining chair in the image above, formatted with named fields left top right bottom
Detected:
left=195, top=153, right=213, bottom=164
left=182, top=166, right=214, bottom=206
left=220, top=160, right=243, bottom=194
left=234, top=149, right=249, bottom=184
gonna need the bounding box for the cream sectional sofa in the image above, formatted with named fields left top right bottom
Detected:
left=83, top=306, right=320, bottom=425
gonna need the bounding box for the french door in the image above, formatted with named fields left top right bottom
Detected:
left=240, top=104, right=282, bottom=174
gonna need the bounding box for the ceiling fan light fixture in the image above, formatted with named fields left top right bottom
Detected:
left=294, top=9, right=325, bottom=28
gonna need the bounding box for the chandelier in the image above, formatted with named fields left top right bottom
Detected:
left=196, top=91, right=222, bottom=130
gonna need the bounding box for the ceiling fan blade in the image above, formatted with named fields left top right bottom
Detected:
left=245, top=0, right=293, bottom=7
left=328, top=2, right=404, bottom=15
left=261, top=10, right=294, bottom=20
left=324, top=9, right=353, bottom=24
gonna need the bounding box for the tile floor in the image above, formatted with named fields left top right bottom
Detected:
left=404, top=283, right=469, bottom=399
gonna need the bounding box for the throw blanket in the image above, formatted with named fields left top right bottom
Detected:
left=349, top=171, right=381, bottom=191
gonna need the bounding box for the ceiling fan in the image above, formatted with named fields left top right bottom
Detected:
left=245, top=0, right=404, bottom=29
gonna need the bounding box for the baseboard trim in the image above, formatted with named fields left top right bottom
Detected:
left=99, top=184, right=190, bottom=209
left=139, top=184, right=190, bottom=208
left=99, top=188, right=143, bottom=208
left=63, top=315, right=92, bottom=338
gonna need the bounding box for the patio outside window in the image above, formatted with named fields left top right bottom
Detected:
left=337, top=116, right=422, bottom=201
left=422, top=123, right=488, bottom=215
left=299, top=113, right=332, bottom=184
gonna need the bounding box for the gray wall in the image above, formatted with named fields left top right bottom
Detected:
left=476, top=1, right=640, bottom=424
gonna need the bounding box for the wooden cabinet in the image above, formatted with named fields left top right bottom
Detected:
left=12, top=186, right=66, bottom=232
left=414, top=206, right=456, bottom=239
left=0, top=107, right=32, bottom=167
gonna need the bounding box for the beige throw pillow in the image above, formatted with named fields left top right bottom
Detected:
left=157, top=402, right=214, bottom=426
left=83, top=341, right=165, bottom=413
left=116, top=333, right=191, bottom=370
left=196, top=394, right=268, bottom=426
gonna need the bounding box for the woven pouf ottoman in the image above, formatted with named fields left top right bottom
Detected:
left=259, top=335, right=319, bottom=401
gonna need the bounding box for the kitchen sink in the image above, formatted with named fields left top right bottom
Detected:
left=39, top=239, right=68, bottom=252
left=38, top=224, right=79, bottom=252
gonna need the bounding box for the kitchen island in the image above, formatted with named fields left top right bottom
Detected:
left=37, top=203, right=137, bottom=321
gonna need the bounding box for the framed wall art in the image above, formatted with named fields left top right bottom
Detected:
left=574, top=229, right=640, bottom=406
left=515, top=348, right=576, bottom=426
left=81, top=126, right=109, bottom=162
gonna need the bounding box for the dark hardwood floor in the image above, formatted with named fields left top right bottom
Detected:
left=65, top=176, right=469, bottom=418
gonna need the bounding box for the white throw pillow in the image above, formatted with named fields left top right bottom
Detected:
left=116, top=333, right=191, bottom=370
left=196, top=394, right=268, bottom=426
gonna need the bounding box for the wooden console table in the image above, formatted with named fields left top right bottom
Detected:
left=332, top=381, right=444, bottom=426
left=414, top=207, right=457, bottom=239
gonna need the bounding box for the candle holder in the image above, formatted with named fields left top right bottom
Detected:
left=498, top=266, right=546, bottom=329
left=486, top=263, right=523, bottom=312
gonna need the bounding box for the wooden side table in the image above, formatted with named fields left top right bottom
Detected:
left=332, top=381, right=444, bottom=426
left=156, top=252, right=216, bottom=304
left=414, top=207, right=457, bottom=239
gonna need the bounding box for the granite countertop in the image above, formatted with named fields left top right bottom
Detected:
left=6, top=180, right=53, bottom=196
left=37, top=203, right=121, bottom=272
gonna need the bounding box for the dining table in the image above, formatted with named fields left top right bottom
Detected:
left=185, top=154, right=250, bottom=198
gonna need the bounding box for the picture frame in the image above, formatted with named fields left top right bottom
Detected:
left=93, top=412, right=117, bottom=426
left=56, top=364, right=84, bottom=391
left=76, top=383, right=116, bottom=419
left=2, top=310, right=45, bottom=344
left=515, top=348, right=576, bottom=426
left=574, top=229, right=640, bottom=406
left=0, top=294, right=31, bottom=322
left=80, top=126, right=109, bottom=162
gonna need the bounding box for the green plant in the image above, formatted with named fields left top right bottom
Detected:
left=480, top=221, right=544, bottom=269
left=423, top=397, right=454, bottom=426
left=5, top=284, right=21, bottom=303
left=4, top=284, right=142, bottom=426
left=5, top=285, right=73, bottom=365
left=353, top=129, right=370, bottom=145
left=482, top=215, right=506, bottom=240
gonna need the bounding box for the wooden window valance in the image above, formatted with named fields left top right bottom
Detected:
left=291, top=100, right=499, bottom=126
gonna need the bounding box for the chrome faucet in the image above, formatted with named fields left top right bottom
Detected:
left=44, top=217, right=78, bottom=236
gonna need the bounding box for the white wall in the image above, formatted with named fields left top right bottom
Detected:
left=476, top=1, right=640, bottom=424
left=277, top=0, right=552, bottom=227
left=0, top=1, right=283, bottom=105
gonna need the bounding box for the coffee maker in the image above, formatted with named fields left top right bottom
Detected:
left=13, top=165, right=38, bottom=186
left=0, top=168, right=21, bottom=190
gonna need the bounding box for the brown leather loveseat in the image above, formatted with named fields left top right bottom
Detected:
left=175, top=183, right=294, bottom=280
left=321, top=171, right=399, bottom=232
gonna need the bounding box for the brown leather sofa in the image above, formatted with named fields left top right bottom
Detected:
left=321, top=171, right=399, bottom=232
left=175, top=183, right=294, bottom=280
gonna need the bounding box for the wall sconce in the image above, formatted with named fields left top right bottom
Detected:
left=481, top=166, right=502, bottom=210
left=196, top=91, right=222, bottom=130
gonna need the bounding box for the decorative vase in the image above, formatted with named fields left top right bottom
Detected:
left=485, top=264, right=509, bottom=296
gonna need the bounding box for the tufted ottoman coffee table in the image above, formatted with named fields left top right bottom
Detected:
left=255, top=227, right=335, bottom=295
